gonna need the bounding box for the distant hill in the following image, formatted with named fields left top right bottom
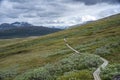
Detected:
left=11, top=22, right=33, bottom=27
left=0, top=22, right=33, bottom=30
left=0, top=22, right=62, bottom=39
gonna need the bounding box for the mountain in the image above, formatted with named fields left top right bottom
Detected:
left=0, top=22, right=62, bottom=39
left=0, top=23, right=14, bottom=30
left=0, top=14, right=120, bottom=80
left=11, top=22, right=33, bottom=27
left=0, top=22, right=33, bottom=30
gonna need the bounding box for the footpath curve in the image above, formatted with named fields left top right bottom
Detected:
left=64, top=38, right=108, bottom=80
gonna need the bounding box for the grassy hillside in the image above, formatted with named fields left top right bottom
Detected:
left=0, top=13, right=120, bottom=80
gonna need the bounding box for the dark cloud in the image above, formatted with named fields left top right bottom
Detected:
left=0, top=0, right=3, bottom=4
left=13, top=5, right=45, bottom=12
left=9, top=0, right=120, bottom=5
left=0, top=10, right=19, bottom=19
left=73, top=0, right=120, bottom=5
left=37, top=12, right=62, bottom=18
left=6, top=14, right=18, bottom=18
left=9, top=0, right=28, bottom=3
left=23, top=14, right=37, bottom=18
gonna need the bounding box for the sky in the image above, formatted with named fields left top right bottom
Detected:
left=0, top=0, right=120, bottom=28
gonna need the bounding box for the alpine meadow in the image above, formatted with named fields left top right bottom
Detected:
left=0, top=13, right=120, bottom=80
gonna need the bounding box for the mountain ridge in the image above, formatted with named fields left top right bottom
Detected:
left=0, top=22, right=33, bottom=30
left=0, top=22, right=62, bottom=39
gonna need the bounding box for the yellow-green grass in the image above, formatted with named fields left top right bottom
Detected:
left=57, top=70, right=93, bottom=80
left=0, top=13, right=120, bottom=80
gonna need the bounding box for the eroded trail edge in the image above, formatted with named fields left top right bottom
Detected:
left=64, top=38, right=109, bottom=80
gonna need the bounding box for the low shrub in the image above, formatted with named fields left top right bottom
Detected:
left=0, top=69, right=17, bottom=80
left=94, top=41, right=120, bottom=56
left=56, top=70, right=93, bottom=80
left=101, top=64, right=120, bottom=80
left=14, top=54, right=102, bottom=80
left=94, top=46, right=111, bottom=55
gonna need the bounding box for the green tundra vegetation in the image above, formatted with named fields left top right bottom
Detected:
left=0, top=13, right=120, bottom=80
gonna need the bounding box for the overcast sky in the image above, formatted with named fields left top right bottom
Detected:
left=0, top=0, right=120, bottom=28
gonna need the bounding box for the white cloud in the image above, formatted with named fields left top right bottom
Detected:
left=0, top=0, right=120, bottom=28
left=81, top=15, right=97, bottom=22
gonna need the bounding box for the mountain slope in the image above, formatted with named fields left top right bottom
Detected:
left=0, top=22, right=62, bottom=39
left=0, top=13, right=120, bottom=80
left=0, top=26, right=62, bottom=39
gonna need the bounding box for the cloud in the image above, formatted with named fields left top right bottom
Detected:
left=0, top=0, right=120, bottom=28
left=0, top=0, right=3, bottom=2
left=72, top=0, right=120, bottom=5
